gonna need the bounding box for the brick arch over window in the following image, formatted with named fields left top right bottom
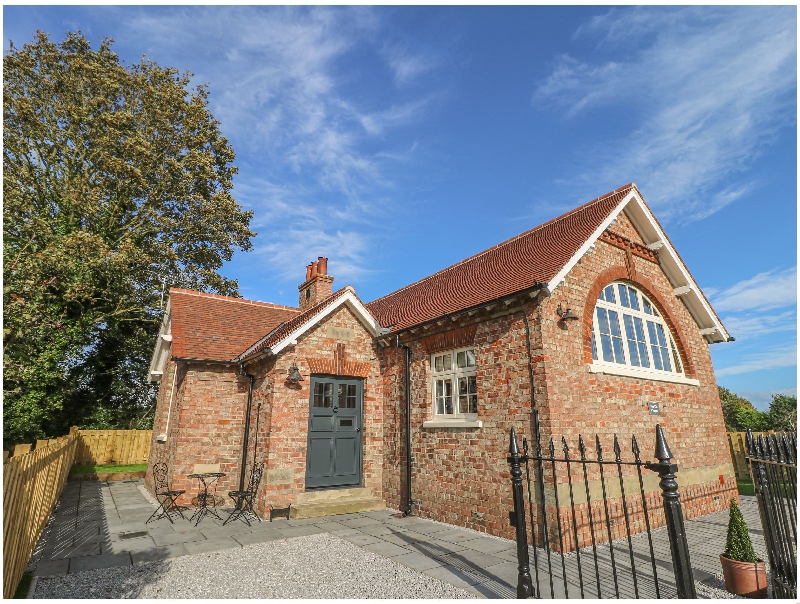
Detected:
left=581, top=267, right=696, bottom=378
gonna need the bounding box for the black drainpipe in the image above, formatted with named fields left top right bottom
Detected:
left=396, top=334, right=413, bottom=517
left=518, top=310, right=537, bottom=413
left=238, top=365, right=256, bottom=493
left=518, top=282, right=548, bottom=421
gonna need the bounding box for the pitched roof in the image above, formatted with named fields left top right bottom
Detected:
left=366, top=184, right=635, bottom=332
left=169, top=288, right=299, bottom=361
left=235, top=286, right=353, bottom=361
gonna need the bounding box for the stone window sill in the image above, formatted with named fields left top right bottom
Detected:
left=588, top=363, right=700, bottom=386
left=422, top=419, right=483, bottom=429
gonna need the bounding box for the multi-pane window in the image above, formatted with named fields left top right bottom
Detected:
left=313, top=382, right=357, bottom=408
left=431, top=347, right=477, bottom=418
left=591, top=282, right=685, bottom=376
left=313, top=382, right=334, bottom=407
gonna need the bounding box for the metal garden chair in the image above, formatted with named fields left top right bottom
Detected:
left=223, top=461, right=264, bottom=526
left=146, top=462, right=186, bottom=524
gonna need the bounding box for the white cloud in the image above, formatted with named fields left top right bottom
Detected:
left=715, top=343, right=797, bottom=377
left=721, top=311, right=797, bottom=340
left=534, top=7, right=796, bottom=223
left=712, top=267, right=796, bottom=313
left=116, top=6, right=440, bottom=283
left=358, top=98, right=431, bottom=136
left=381, top=43, right=436, bottom=86
left=257, top=228, right=373, bottom=284
left=737, top=388, right=797, bottom=411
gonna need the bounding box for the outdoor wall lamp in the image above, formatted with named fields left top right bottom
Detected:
left=286, top=365, right=303, bottom=383
left=556, top=304, right=579, bottom=322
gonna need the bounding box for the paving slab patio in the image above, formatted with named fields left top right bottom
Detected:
left=29, top=479, right=765, bottom=598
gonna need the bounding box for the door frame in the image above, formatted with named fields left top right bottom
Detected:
left=304, top=375, right=364, bottom=489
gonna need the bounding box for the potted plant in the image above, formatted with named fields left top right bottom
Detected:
left=720, top=498, right=767, bottom=598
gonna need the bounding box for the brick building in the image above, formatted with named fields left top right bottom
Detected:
left=146, top=183, right=737, bottom=541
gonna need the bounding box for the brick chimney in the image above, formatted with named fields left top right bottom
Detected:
left=299, top=257, right=334, bottom=310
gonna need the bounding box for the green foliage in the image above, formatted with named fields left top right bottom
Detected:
left=768, top=394, right=797, bottom=432
left=723, top=499, right=758, bottom=562
left=736, top=478, right=755, bottom=497
left=719, top=387, right=767, bottom=431
left=70, top=463, right=147, bottom=474
left=719, top=387, right=797, bottom=433
left=3, top=31, right=255, bottom=445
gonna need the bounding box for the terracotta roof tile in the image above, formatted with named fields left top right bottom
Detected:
left=169, top=288, right=299, bottom=361
left=366, top=184, right=634, bottom=332
left=237, top=286, right=355, bottom=360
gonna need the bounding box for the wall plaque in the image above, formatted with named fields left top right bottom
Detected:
left=326, top=326, right=355, bottom=341
left=648, top=402, right=660, bottom=416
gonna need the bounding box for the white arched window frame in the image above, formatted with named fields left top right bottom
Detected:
left=589, top=281, right=699, bottom=386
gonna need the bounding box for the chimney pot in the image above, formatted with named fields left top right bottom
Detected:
left=298, top=259, right=334, bottom=309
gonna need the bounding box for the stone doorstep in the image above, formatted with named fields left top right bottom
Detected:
left=293, top=487, right=373, bottom=505
left=290, top=496, right=386, bottom=520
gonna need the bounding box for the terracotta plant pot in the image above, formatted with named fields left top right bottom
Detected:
left=720, top=554, right=768, bottom=598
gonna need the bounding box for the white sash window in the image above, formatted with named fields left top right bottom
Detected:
left=431, top=347, right=478, bottom=419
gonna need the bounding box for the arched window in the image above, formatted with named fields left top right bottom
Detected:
left=591, top=281, right=685, bottom=377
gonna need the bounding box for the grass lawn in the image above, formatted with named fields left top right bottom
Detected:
left=737, top=478, right=755, bottom=496
left=70, top=463, right=147, bottom=474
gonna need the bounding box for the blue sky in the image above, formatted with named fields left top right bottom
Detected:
left=5, top=6, right=796, bottom=409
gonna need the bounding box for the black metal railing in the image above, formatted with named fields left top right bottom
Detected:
left=746, top=429, right=797, bottom=599
left=508, top=409, right=696, bottom=599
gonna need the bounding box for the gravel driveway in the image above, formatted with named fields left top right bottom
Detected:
left=33, top=532, right=479, bottom=599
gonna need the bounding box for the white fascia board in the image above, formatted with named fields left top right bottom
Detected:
left=546, top=188, right=729, bottom=344
left=270, top=289, right=383, bottom=355
left=623, top=194, right=730, bottom=343
left=147, top=298, right=172, bottom=383
left=547, top=189, right=636, bottom=293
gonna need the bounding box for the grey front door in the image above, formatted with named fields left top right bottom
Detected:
left=305, top=376, right=363, bottom=488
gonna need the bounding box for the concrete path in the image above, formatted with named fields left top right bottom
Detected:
left=30, top=479, right=764, bottom=599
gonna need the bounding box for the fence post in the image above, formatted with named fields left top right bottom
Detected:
left=649, top=424, right=697, bottom=599
left=508, top=428, right=535, bottom=599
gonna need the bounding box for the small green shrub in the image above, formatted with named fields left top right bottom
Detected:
left=723, top=498, right=758, bottom=562
left=736, top=478, right=755, bottom=497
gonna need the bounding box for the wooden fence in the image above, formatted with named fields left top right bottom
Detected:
left=73, top=430, right=152, bottom=465
left=728, top=431, right=773, bottom=479
left=3, top=431, right=78, bottom=598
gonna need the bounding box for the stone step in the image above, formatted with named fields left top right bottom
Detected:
left=290, top=488, right=385, bottom=519
left=294, top=487, right=372, bottom=505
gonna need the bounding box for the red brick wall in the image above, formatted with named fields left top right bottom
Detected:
left=539, top=210, right=731, bottom=478
left=379, top=303, right=540, bottom=539
left=251, top=303, right=384, bottom=515
left=148, top=302, right=385, bottom=514
left=379, top=208, right=734, bottom=543
left=148, top=207, right=733, bottom=539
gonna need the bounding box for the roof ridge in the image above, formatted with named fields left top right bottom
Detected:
left=236, top=286, right=355, bottom=360
left=368, top=183, right=635, bottom=306
left=169, top=288, right=300, bottom=312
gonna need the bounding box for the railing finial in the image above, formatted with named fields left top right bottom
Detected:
left=654, top=424, right=673, bottom=462
left=509, top=426, right=521, bottom=456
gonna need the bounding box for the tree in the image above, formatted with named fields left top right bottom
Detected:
left=768, top=394, right=796, bottom=432
left=4, top=31, right=255, bottom=444
left=718, top=387, right=770, bottom=432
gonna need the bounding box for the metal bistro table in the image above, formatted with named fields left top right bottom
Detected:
left=187, top=472, right=226, bottom=526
